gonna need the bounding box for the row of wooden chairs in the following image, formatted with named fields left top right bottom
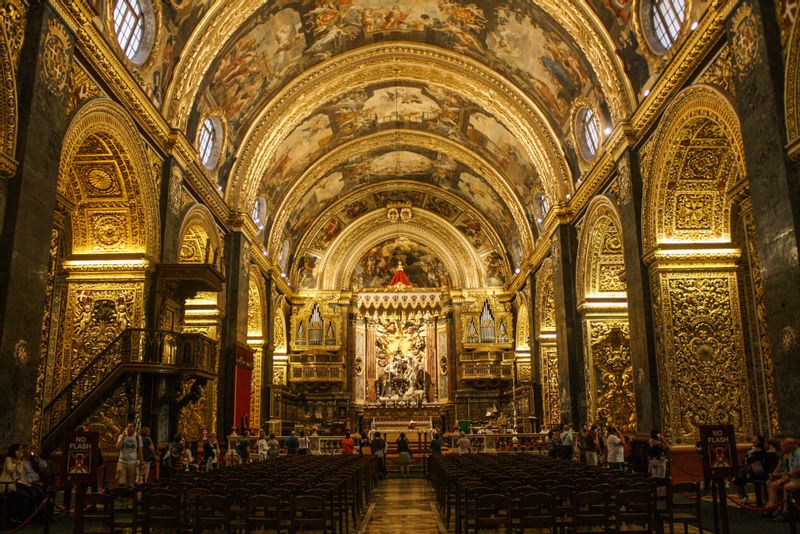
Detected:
left=76, top=454, right=379, bottom=533
left=429, top=454, right=703, bottom=534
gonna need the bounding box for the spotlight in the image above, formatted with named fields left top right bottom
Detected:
left=643, top=89, right=650, bottom=97
left=216, top=184, right=223, bottom=192
left=515, top=268, right=521, bottom=274
left=536, top=217, right=543, bottom=224
left=281, top=272, right=287, bottom=278
left=690, top=21, right=698, bottom=30
left=604, top=127, right=612, bottom=135
left=262, top=250, right=267, bottom=256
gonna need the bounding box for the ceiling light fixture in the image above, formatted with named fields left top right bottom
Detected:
left=643, top=89, right=651, bottom=97
left=690, top=21, right=698, bottom=30
left=604, top=127, right=612, bottom=135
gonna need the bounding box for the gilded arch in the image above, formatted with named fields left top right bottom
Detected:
left=314, top=210, right=487, bottom=291
left=576, top=197, right=627, bottom=302
left=57, top=99, right=160, bottom=258
left=642, top=85, right=746, bottom=251
left=0, top=8, right=17, bottom=177
left=247, top=269, right=265, bottom=427
left=785, top=15, right=800, bottom=158
left=178, top=204, right=223, bottom=266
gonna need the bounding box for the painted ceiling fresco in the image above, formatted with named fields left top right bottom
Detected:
left=250, top=82, right=546, bottom=236
left=190, top=0, right=609, bottom=162
left=280, top=147, right=522, bottom=256
left=351, top=237, right=451, bottom=289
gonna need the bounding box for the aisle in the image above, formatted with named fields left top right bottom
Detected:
left=360, top=476, right=446, bottom=534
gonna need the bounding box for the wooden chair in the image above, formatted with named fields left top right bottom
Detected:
left=191, top=493, right=230, bottom=534
left=515, top=490, right=556, bottom=533
left=291, top=494, right=329, bottom=534
left=665, top=482, right=702, bottom=534
left=615, top=489, right=654, bottom=533
left=143, top=491, right=181, bottom=534
left=76, top=492, right=115, bottom=534
left=108, top=485, right=138, bottom=533
left=471, top=492, right=511, bottom=534
left=245, top=494, right=282, bottom=533
left=572, top=490, right=612, bottom=533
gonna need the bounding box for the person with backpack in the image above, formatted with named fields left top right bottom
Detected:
left=138, top=427, right=156, bottom=483
left=286, top=431, right=300, bottom=455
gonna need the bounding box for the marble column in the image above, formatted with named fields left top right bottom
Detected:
left=615, top=150, right=661, bottom=434
left=0, top=5, right=74, bottom=445
left=728, top=0, right=800, bottom=435
left=550, top=224, right=586, bottom=428
left=218, top=231, right=250, bottom=436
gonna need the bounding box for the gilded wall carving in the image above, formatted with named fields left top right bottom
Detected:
left=177, top=380, right=210, bottom=441
left=0, top=0, right=25, bottom=70
left=536, top=258, right=557, bottom=334
left=731, top=4, right=763, bottom=80
left=587, top=321, right=635, bottom=433
left=642, top=86, right=745, bottom=251
left=179, top=225, right=209, bottom=263
left=273, top=310, right=287, bottom=354
left=65, top=285, right=140, bottom=385
left=516, top=299, right=530, bottom=351
left=541, top=345, right=561, bottom=428
left=698, top=45, right=735, bottom=97
left=247, top=278, right=263, bottom=336
left=272, top=365, right=286, bottom=386
left=250, top=347, right=262, bottom=427
left=786, top=6, right=800, bottom=154
left=577, top=201, right=627, bottom=299
left=652, top=272, right=752, bottom=442
left=83, top=384, right=127, bottom=450
left=66, top=63, right=104, bottom=116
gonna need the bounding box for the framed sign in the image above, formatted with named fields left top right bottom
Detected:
left=64, top=431, right=99, bottom=483
left=699, top=425, right=738, bottom=478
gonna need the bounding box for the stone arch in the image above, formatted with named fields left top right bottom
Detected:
left=642, top=85, right=745, bottom=252
left=178, top=204, right=223, bottom=267
left=57, top=98, right=159, bottom=258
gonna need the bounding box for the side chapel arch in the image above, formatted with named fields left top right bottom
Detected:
left=575, top=196, right=635, bottom=433
left=642, top=85, right=754, bottom=443
left=535, top=257, right=560, bottom=428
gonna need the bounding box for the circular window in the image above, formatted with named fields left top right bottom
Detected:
left=576, top=107, right=601, bottom=161
left=641, top=0, right=686, bottom=52
left=197, top=117, right=223, bottom=169
left=112, top=0, right=154, bottom=63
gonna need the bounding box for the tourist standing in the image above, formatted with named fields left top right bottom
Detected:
left=371, top=432, right=387, bottom=478
left=267, top=433, right=280, bottom=458
left=457, top=431, right=471, bottom=454
left=560, top=425, right=574, bottom=461
left=430, top=432, right=442, bottom=456
left=546, top=430, right=560, bottom=458
left=257, top=431, right=269, bottom=461
left=396, top=432, right=413, bottom=477
left=342, top=432, right=356, bottom=455
left=116, top=423, right=142, bottom=487
left=203, top=434, right=218, bottom=471
left=606, top=426, right=625, bottom=471
left=298, top=431, right=311, bottom=455
left=286, top=431, right=299, bottom=455
left=138, top=427, right=156, bottom=483
left=647, top=429, right=670, bottom=479
left=585, top=424, right=599, bottom=466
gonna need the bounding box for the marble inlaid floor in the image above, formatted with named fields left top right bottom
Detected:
left=360, top=477, right=447, bottom=534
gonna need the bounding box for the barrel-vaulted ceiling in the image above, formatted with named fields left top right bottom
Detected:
left=89, top=0, right=706, bottom=289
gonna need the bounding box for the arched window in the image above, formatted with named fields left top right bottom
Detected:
left=198, top=118, right=219, bottom=169
left=652, top=0, right=685, bottom=49
left=251, top=197, right=267, bottom=227
left=576, top=107, right=601, bottom=161
left=113, top=0, right=145, bottom=60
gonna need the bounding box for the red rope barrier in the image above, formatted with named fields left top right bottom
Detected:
left=8, top=495, right=51, bottom=533
left=725, top=493, right=784, bottom=512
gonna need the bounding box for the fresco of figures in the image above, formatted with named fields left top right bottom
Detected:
left=374, top=316, right=430, bottom=401
left=351, top=237, right=450, bottom=288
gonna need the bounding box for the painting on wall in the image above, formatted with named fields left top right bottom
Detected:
left=484, top=251, right=508, bottom=286
left=297, top=253, right=321, bottom=289
left=351, top=237, right=450, bottom=288
left=374, top=316, right=430, bottom=401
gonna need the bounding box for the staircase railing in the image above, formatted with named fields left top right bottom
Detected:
left=41, top=329, right=216, bottom=449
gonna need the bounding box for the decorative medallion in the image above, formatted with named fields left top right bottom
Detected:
left=41, top=18, right=71, bottom=96
left=780, top=326, right=798, bottom=352
left=731, top=4, right=762, bottom=79
left=13, top=338, right=29, bottom=366
left=91, top=213, right=127, bottom=248
left=86, top=168, right=116, bottom=193
left=168, top=168, right=183, bottom=215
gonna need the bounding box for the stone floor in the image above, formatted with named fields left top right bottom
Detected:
left=360, top=476, right=446, bottom=534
